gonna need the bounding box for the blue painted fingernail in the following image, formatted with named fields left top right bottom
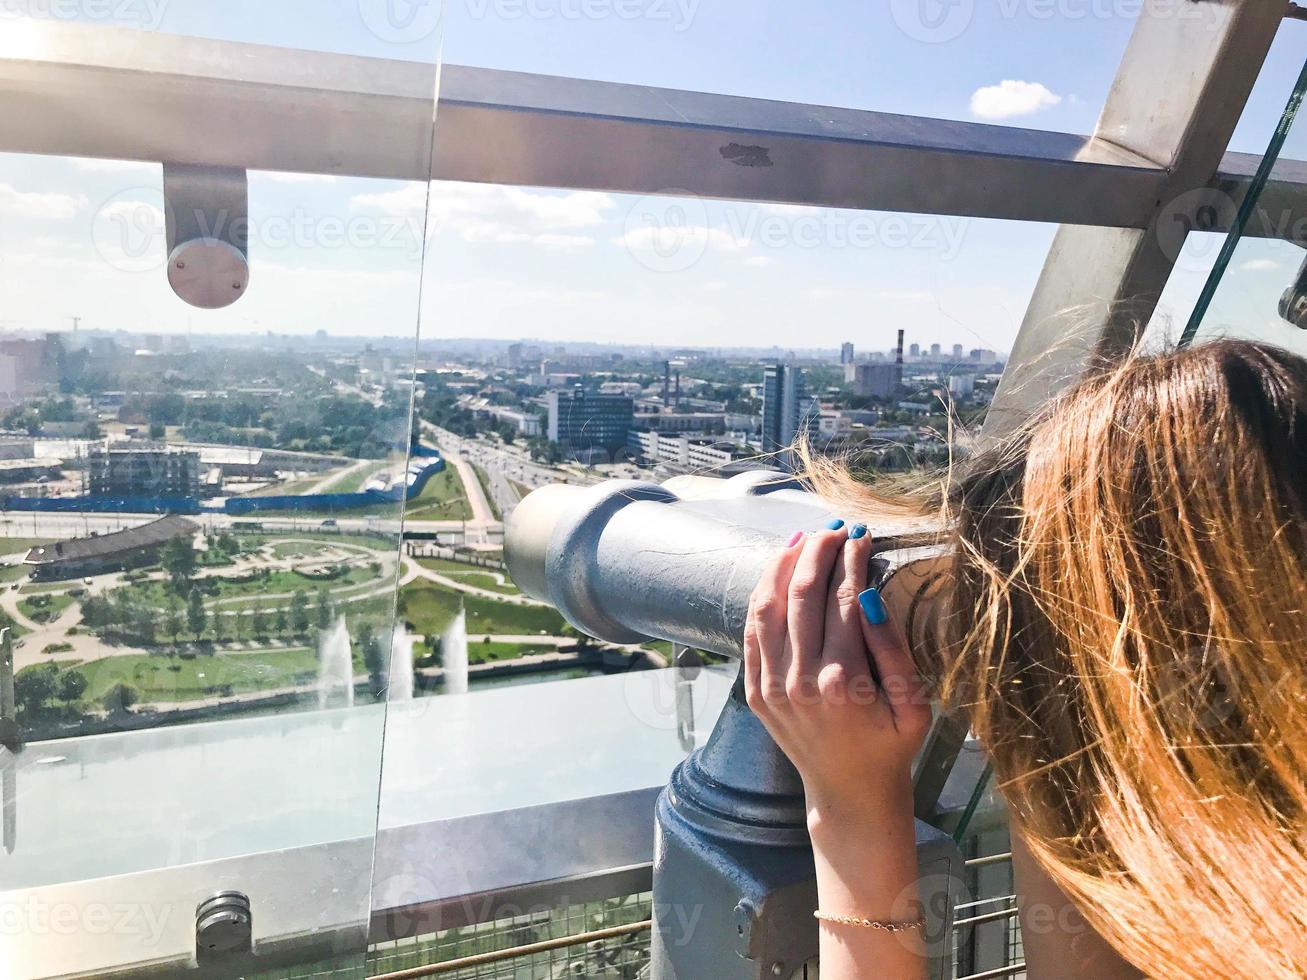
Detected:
left=848, top=523, right=868, bottom=540
left=858, top=587, right=887, bottom=625
left=825, top=518, right=845, bottom=531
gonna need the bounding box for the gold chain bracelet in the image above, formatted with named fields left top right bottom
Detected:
left=813, top=910, right=927, bottom=933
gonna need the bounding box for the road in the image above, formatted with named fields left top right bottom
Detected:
left=423, top=425, right=601, bottom=520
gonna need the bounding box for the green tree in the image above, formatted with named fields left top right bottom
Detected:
left=14, top=664, right=59, bottom=718
left=273, top=606, right=288, bottom=634
left=148, top=421, right=166, bottom=440
left=290, top=589, right=310, bottom=635
left=58, top=669, right=88, bottom=703
left=315, top=589, right=333, bottom=631
left=161, top=536, right=197, bottom=594
left=101, top=682, right=139, bottom=714
left=186, top=587, right=207, bottom=639
left=164, top=600, right=183, bottom=644
left=251, top=605, right=268, bottom=637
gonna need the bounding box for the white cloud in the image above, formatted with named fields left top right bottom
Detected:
left=350, top=181, right=614, bottom=250
left=1238, top=258, right=1281, bottom=272
left=0, top=183, right=87, bottom=220
left=969, top=80, right=1061, bottom=120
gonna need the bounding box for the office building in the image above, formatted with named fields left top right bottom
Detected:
left=930, top=343, right=942, bottom=358
left=839, top=342, right=854, bottom=365
left=952, top=344, right=964, bottom=359
left=761, top=364, right=816, bottom=457
left=546, top=388, right=634, bottom=456
left=845, top=363, right=901, bottom=399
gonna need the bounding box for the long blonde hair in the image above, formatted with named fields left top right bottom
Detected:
left=807, top=339, right=1307, bottom=978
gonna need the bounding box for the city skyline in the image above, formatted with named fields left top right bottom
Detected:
left=4, top=3, right=1307, bottom=358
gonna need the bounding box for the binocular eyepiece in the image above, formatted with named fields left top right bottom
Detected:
left=504, top=470, right=948, bottom=660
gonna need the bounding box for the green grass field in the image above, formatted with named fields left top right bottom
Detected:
left=416, top=558, right=518, bottom=595
left=29, top=647, right=330, bottom=702
left=0, top=537, right=52, bottom=555
left=269, top=540, right=336, bottom=560
left=404, top=465, right=473, bottom=521
left=398, top=580, right=566, bottom=637
left=18, top=591, right=76, bottom=624
left=0, top=563, right=30, bottom=585
left=120, top=563, right=381, bottom=610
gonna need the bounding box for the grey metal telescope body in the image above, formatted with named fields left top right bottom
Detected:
left=505, top=471, right=962, bottom=980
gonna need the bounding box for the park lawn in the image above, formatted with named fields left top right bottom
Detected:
left=464, top=595, right=566, bottom=635
left=403, top=466, right=472, bottom=521
left=37, top=647, right=325, bottom=702
left=0, top=537, right=52, bottom=555
left=122, top=564, right=382, bottom=609
left=398, top=582, right=462, bottom=636
left=416, top=559, right=518, bottom=595
left=399, top=581, right=565, bottom=638
left=269, top=540, right=336, bottom=560
left=232, top=531, right=398, bottom=554
left=19, top=582, right=72, bottom=595
left=18, top=592, right=76, bottom=624
left=0, top=563, right=30, bottom=585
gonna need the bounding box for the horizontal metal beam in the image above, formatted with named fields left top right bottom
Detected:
left=0, top=18, right=1288, bottom=233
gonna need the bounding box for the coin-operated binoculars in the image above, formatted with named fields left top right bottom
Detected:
left=506, top=470, right=965, bottom=980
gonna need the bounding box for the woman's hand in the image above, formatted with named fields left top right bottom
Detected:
left=743, top=522, right=932, bottom=827
left=743, top=522, right=932, bottom=980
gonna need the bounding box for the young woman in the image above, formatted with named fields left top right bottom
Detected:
left=743, top=339, right=1307, bottom=979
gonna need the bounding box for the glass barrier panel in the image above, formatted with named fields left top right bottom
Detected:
left=0, top=5, right=443, bottom=978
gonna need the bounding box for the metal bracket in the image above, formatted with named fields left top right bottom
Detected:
left=162, top=163, right=250, bottom=309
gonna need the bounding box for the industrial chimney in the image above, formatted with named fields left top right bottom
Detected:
left=895, top=329, right=905, bottom=387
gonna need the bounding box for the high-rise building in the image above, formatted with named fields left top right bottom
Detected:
left=546, top=388, right=634, bottom=457
left=952, top=343, right=964, bottom=359
left=761, top=364, right=814, bottom=457
left=909, top=343, right=921, bottom=359
left=970, top=348, right=999, bottom=363
left=839, top=342, right=855, bottom=365
left=506, top=343, right=523, bottom=369
left=930, top=343, right=942, bottom=358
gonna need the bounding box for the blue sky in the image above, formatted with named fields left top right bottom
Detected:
left=2, top=2, right=1306, bottom=357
